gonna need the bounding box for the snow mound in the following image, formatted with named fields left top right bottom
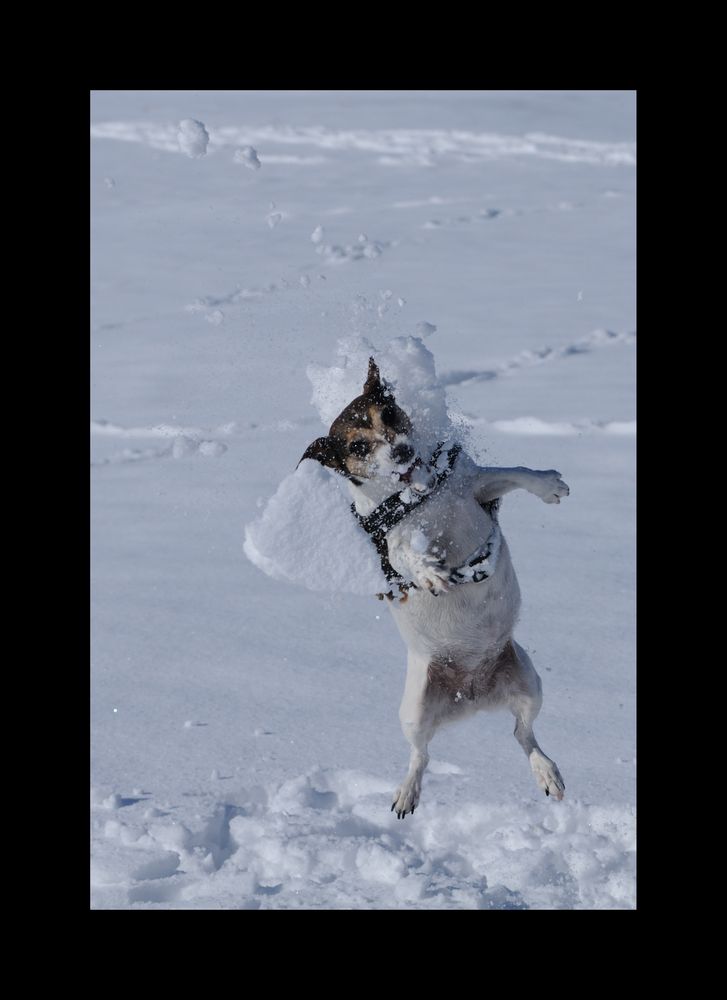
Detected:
left=91, top=767, right=636, bottom=910
left=244, top=459, right=387, bottom=595
left=244, top=336, right=456, bottom=595
left=177, top=119, right=209, bottom=158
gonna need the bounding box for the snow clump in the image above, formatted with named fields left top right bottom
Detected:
left=177, top=119, right=209, bottom=158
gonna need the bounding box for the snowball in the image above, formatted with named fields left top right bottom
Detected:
left=104, top=177, right=116, bottom=189
left=177, top=119, right=209, bottom=158
left=205, top=309, right=225, bottom=326
left=416, top=321, right=437, bottom=338
left=244, top=460, right=387, bottom=595
left=299, top=275, right=311, bottom=288
left=266, top=212, right=283, bottom=229
left=310, top=225, right=325, bottom=244
left=234, top=146, right=261, bottom=170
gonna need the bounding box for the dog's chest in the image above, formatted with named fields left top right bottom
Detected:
left=386, top=486, right=520, bottom=662
left=387, top=487, right=487, bottom=566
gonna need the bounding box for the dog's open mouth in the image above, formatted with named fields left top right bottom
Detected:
left=396, top=458, right=422, bottom=484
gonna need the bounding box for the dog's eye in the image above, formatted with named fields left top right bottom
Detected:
left=348, top=439, right=371, bottom=458
left=381, top=405, right=398, bottom=427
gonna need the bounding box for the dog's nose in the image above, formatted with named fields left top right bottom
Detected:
left=392, top=443, right=414, bottom=465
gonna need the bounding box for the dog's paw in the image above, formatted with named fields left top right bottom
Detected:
left=534, top=470, right=569, bottom=505
left=529, top=750, right=565, bottom=801
left=391, top=776, right=422, bottom=819
left=409, top=554, right=451, bottom=596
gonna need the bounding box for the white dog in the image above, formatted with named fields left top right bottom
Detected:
left=300, top=359, right=568, bottom=817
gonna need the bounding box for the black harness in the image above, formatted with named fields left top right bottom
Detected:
left=350, top=443, right=459, bottom=599
left=351, top=442, right=502, bottom=600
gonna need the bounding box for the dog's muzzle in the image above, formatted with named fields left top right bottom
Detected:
left=392, top=442, right=415, bottom=466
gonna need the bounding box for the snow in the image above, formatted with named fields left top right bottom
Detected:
left=243, top=458, right=387, bottom=595
left=177, top=119, right=209, bottom=158
left=234, top=146, right=261, bottom=170
left=306, top=335, right=452, bottom=448
left=91, top=90, right=635, bottom=909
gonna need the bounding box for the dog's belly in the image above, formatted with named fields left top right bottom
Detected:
left=389, top=537, right=521, bottom=668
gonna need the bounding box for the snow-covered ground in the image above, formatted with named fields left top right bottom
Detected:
left=90, top=90, right=636, bottom=909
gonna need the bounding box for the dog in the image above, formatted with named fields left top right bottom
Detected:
left=300, top=358, right=568, bottom=817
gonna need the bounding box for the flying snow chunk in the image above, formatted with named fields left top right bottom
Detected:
left=416, top=321, right=437, bottom=338
left=234, top=146, right=261, bottom=170
left=177, top=119, right=209, bottom=158
left=244, top=460, right=387, bottom=596
left=311, top=225, right=325, bottom=244
left=266, top=212, right=283, bottom=229
left=307, top=334, right=452, bottom=448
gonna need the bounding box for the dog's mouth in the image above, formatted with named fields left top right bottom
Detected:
left=396, top=457, right=422, bottom=484
left=394, top=456, right=437, bottom=493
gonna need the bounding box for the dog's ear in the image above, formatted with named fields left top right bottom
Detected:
left=298, top=436, right=346, bottom=474
left=363, top=357, right=384, bottom=397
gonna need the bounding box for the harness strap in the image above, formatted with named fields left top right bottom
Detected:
left=351, top=443, right=461, bottom=597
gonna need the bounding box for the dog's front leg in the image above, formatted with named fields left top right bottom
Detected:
left=473, top=467, right=569, bottom=505
left=392, top=652, right=439, bottom=818
left=387, top=528, right=451, bottom=596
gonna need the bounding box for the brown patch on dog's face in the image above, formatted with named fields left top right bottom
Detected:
left=298, top=357, right=413, bottom=480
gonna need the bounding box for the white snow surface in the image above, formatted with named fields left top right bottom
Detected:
left=91, top=90, right=636, bottom=910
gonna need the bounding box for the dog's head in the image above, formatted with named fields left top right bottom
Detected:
left=299, top=358, right=418, bottom=486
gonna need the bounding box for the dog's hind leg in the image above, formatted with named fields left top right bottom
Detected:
left=391, top=652, right=440, bottom=819
left=504, top=641, right=565, bottom=801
